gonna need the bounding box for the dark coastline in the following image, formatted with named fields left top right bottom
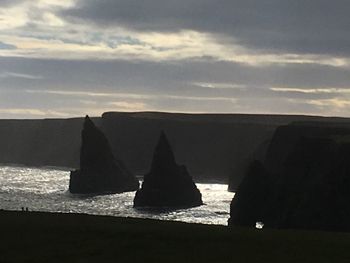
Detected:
left=0, top=210, right=349, bottom=263
left=2, top=112, right=349, bottom=190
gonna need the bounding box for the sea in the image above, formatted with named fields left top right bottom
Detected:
left=0, top=165, right=234, bottom=226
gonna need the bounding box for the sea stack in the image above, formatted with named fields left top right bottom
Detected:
left=134, top=131, right=202, bottom=208
left=69, top=115, right=139, bottom=194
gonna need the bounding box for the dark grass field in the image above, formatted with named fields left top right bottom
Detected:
left=1, top=210, right=350, bottom=263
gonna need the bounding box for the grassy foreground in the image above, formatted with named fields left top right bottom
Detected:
left=1, top=210, right=350, bottom=263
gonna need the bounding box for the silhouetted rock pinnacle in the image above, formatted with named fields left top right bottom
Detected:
left=69, top=115, right=139, bottom=194
left=133, top=131, right=202, bottom=208
left=228, top=160, right=270, bottom=227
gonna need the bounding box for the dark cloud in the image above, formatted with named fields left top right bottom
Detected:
left=2, top=56, right=350, bottom=117
left=1, top=56, right=350, bottom=98
left=0, top=0, right=23, bottom=7
left=61, top=0, right=350, bottom=56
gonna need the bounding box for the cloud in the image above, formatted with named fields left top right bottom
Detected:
left=2, top=56, right=350, bottom=107
left=0, top=108, right=68, bottom=117
left=0, top=41, right=16, bottom=50
left=3, top=56, right=350, bottom=92
left=1, top=0, right=350, bottom=121
left=0, top=1, right=348, bottom=67
left=0, top=71, right=43, bottom=79
left=0, top=0, right=23, bottom=7
left=270, top=87, right=350, bottom=94
left=108, top=101, right=146, bottom=111
left=62, top=0, right=350, bottom=56
left=192, top=82, right=247, bottom=90
left=26, top=89, right=154, bottom=100
left=4, top=28, right=346, bottom=66
left=307, top=98, right=350, bottom=109
left=26, top=89, right=237, bottom=103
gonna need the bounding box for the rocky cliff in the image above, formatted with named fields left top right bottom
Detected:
left=0, top=112, right=348, bottom=188
left=229, top=122, right=350, bottom=231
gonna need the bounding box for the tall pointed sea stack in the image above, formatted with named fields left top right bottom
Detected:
left=69, top=115, right=139, bottom=194
left=133, top=131, right=202, bottom=208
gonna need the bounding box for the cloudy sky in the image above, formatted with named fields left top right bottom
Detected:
left=1, top=0, right=350, bottom=118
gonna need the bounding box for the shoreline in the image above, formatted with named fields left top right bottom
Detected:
left=1, top=210, right=350, bottom=262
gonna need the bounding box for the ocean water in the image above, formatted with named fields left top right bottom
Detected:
left=0, top=165, right=234, bottom=225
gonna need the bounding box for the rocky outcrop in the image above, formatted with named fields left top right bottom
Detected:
left=228, top=160, right=270, bottom=226
left=229, top=122, right=350, bottom=231
left=133, top=131, right=202, bottom=208
left=69, top=116, right=139, bottom=194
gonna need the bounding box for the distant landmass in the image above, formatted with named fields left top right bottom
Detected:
left=0, top=112, right=349, bottom=189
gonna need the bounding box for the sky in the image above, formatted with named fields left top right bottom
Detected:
left=1, top=0, right=350, bottom=118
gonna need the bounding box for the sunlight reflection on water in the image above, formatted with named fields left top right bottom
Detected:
left=0, top=165, right=234, bottom=225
